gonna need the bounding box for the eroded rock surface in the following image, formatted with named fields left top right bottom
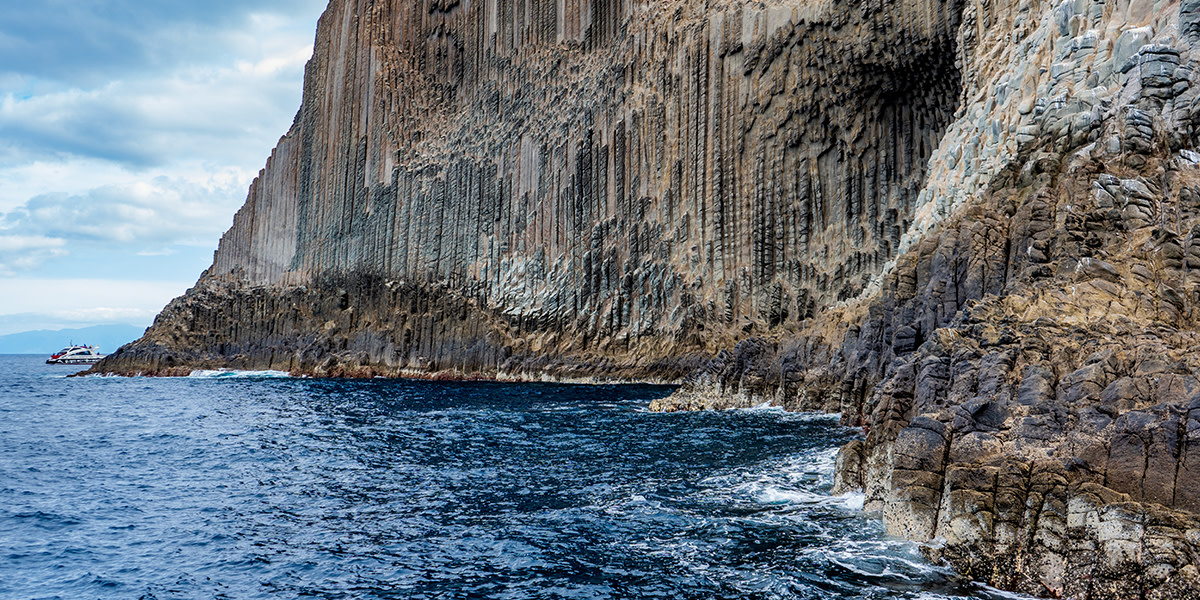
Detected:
left=95, top=0, right=1200, bottom=597
left=99, top=0, right=966, bottom=378
left=657, top=1, right=1200, bottom=595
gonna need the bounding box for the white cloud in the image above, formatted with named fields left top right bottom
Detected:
left=0, top=0, right=325, bottom=202
left=135, top=249, right=177, bottom=257
left=44, top=306, right=164, bottom=324
left=0, top=1, right=328, bottom=88
left=0, top=235, right=65, bottom=252
left=0, top=235, right=68, bottom=275
left=0, top=159, right=257, bottom=213
left=0, top=1, right=327, bottom=332
left=0, top=175, right=249, bottom=274
left=10, top=179, right=238, bottom=244
left=0, top=41, right=312, bottom=169
left=0, top=278, right=192, bottom=324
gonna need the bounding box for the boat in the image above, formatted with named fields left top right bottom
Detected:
left=46, top=344, right=106, bottom=365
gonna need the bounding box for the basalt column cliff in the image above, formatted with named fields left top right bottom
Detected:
left=97, top=0, right=965, bottom=377
left=96, top=0, right=1200, bottom=597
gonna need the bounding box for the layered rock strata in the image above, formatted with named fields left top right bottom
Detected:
left=95, top=0, right=1200, bottom=597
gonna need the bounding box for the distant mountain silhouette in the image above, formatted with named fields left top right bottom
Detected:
left=0, top=324, right=145, bottom=354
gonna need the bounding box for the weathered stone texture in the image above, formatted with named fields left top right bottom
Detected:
left=94, top=0, right=1200, bottom=597
left=105, top=0, right=969, bottom=378
left=661, top=0, right=1200, bottom=596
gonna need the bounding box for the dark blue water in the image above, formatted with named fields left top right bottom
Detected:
left=1, top=355, right=1021, bottom=600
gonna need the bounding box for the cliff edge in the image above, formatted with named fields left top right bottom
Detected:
left=96, top=0, right=966, bottom=378
left=94, top=0, right=1200, bottom=596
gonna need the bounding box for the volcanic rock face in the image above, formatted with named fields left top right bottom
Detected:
left=97, top=0, right=1200, bottom=596
left=655, top=1, right=1200, bottom=596
left=102, top=0, right=965, bottom=377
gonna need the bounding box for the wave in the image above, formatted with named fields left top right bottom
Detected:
left=742, top=401, right=788, bottom=412
left=731, top=404, right=846, bottom=424
left=753, top=485, right=829, bottom=505
left=694, top=446, right=858, bottom=513
left=835, top=491, right=866, bottom=511
left=817, top=538, right=946, bottom=580
left=743, top=484, right=865, bottom=512
left=187, top=369, right=294, bottom=379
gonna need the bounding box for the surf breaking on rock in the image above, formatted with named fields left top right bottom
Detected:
left=93, top=1, right=1200, bottom=597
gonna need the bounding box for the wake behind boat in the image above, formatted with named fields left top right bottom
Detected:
left=46, top=345, right=106, bottom=365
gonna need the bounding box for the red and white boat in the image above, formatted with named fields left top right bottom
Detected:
left=46, top=344, right=106, bottom=365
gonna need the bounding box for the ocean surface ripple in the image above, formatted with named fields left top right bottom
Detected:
left=1, top=356, right=1026, bottom=600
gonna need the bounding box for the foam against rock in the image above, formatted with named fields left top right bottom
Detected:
left=95, top=1, right=1200, bottom=596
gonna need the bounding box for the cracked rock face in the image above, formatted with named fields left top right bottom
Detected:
left=658, top=0, right=1200, bottom=596
left=95, top=0, right=1200, bottom=597
left=98, top=0, right=967, bottom=378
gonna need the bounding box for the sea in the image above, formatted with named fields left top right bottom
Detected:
left=0, top=354, right=1028, bottom=600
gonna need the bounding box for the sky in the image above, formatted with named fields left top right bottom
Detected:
left=0, top=0, right=328, bottom=335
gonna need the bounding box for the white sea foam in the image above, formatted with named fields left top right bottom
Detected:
left=187, top=369, right=293, bottom=379
left=788, top=411, right=844, bottom=422
left=834, top=491, right=866, bottom=511
left=743, top=401, right=786, bottom=412
left=742, top=483, right=866, bottom=512
left=701, top=445, right=864, bottom=514
left=753, top=485, right=828, bottom=505
left=817, top=539, right=945, bottom=579
left=729, top=405, right=845, bottom=424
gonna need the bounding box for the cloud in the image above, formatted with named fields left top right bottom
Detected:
left=0, top=235, right=67, bottom=275
left=0, top=1, right=327, bottom=328
left=0, top=0, right=326, bottom=278
left=6, top=181, right=230, bottom=243
left=0, top=235, right=66, bottom=253
left=0, top=278, right=194, bottom=334
left=0, top=35, right=314, bottom=168
left=0, top=176, right=247, bottom=273
left=0, top=158, right=254, bottom=214
left=0, top=1, right=328, bottom=88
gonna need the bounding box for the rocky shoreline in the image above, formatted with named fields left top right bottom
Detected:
left=656, top=1, right=1200, bottom=593
left=91, top=0, right=1200, bottom=596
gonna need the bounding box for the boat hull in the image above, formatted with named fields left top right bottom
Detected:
left=46, top=356, right=104, bottom=365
